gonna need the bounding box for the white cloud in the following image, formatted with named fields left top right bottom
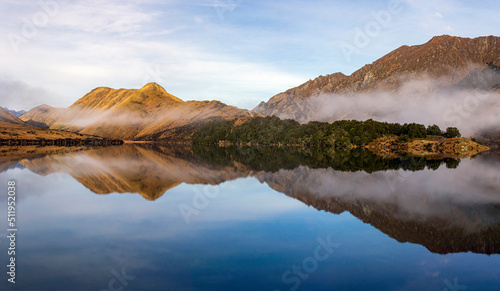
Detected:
left=0, top=0, right=499, bottom=110
left=0, top=78, right=61, bottom=110
left=53, top=0, right=156, bottom=34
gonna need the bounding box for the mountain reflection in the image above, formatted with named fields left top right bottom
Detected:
left=3, top=144, right=500, bottom=255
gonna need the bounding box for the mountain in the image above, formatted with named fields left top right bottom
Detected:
left=1, top=107, right=26, bottom=117
left=0, top=107, right=24, bottom=124
left=254, top=35, right=500, bottom=122
left=20, top=104, right=63, bottom=128
left=20, top=83, right=258, bottom=141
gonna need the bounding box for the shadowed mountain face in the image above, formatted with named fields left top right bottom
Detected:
left=3, top=144, right=500, bottom=255
left=254, top=35, right=500, bottom=125
left=20, top=83, right=258, bottom=141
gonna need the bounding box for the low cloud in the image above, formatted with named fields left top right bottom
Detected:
left=0, top=78, right=60, bottom=111
left=258, top=155, right=500, bottom=232
left=306, top=77, right=500, bottom=137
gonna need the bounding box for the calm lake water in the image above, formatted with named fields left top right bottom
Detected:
left=0, top=145, right=499, bottom=291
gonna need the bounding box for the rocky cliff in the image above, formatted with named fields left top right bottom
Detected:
left=254, top=35, right=500, bottom=122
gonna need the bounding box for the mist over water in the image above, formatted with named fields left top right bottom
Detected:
left=307, top=78, right=500, bottom=136
left=259, top=155, right=500, bottom=230
left=3, top=144, right=499, bottom=229
left=1, top=144, right=500, bottom=290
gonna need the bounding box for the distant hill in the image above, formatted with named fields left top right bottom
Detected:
left=20, top=104, right=63, bottom=128
left=20, top=83, right=259, bottom=141
left=1, top=107, right=27, bottom=117
left=254, top=35, right=500, bottom=122
left=0, top=107, right=24, bottom=124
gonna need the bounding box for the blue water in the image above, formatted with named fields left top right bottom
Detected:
left=0, top=147, right=499, bottom=291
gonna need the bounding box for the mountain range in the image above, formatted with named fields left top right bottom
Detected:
left=19, top=82, right=258, bottom=141
left=254, top=35, right=500, bottom=122
left=0, top=107, right=24, bottom=124
left=2, top=35, right=500, bottom=142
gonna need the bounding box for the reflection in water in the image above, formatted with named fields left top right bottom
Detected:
left=3, top=144, right=500, bottom=255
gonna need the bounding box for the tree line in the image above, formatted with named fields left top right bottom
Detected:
left=192, top=144, right=460, bottom=173
left=192, top=116, right=461, bottom=147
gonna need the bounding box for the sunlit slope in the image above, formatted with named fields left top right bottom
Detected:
left=20, top=83, right=258, bottom=141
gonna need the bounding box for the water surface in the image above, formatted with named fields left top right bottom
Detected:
left=0, top=145, right=499, bottom=290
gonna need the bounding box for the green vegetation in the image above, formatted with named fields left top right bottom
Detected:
left=445, top=127, right=461, bottom=138
left=193, top=116, right=459, bottom=147
left=192, top=144, right=460, bottom=173
left=426, top=124, right=443, bottom=136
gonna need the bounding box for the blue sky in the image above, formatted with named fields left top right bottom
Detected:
left=0, top=0, right=499, bottom=110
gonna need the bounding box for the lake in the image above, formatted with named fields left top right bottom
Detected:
left=0, top=144, right=499, bottom=291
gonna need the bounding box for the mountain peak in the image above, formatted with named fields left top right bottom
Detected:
left=427, top=34, right=454, bottom=43
left=0, top=107, right=24, bottom=124
left=35, top=104, right=56, bottom=110
left=255, top=35, right=500, bottom=121
left=116, top=83, right=184, bottom=111
left=70, top=83, right=184, bottom=112
left=139, top=82, right=163, bottom=91
left=135, top=82, right=184, bottom=103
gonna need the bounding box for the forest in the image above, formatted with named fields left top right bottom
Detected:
left=192, top=144, right=460, bottom=173
left=192, top=116, right=461, bottom=147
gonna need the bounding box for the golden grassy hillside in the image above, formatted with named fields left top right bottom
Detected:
left=0, top=121, right=92, bottom=140
left=0, top=107, right=24, bottom=124
left=20, top=83, right=259, bottom=141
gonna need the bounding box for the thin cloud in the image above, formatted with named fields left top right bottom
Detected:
left=0, top=0, right=498, bottom=111
left=0, top=78, right=60, bottom=110
left=305, top=76, right=500, bottom=137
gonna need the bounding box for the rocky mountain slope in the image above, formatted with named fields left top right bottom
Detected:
left=254, top=35, right=500, bottom=122
left=11, top=110, right=26, bottom=117
left=20, top=83, right=258, bottom=141
left=1, top=107, right=26, bottom=118
left=0, top=107, right=24, bottom=124
left=20, top=104, right=63, bottom=128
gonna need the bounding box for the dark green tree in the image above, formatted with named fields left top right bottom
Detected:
left=426, top=124, right=443, bottom=136
left=445, top=127, right=461, bottom=138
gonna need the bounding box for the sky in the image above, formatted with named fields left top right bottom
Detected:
left=0, top=0, right=499, bottom=111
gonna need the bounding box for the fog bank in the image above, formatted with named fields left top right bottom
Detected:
left=308, top=78, right=500, bottom=136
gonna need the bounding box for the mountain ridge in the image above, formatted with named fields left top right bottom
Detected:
left=13, top=35, right=500, bottom=142
left=254, top=35, right=500, bottom=122
left=0, top=107, right=24, bottom=124
left=20, top=83, right=258, bottom=141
